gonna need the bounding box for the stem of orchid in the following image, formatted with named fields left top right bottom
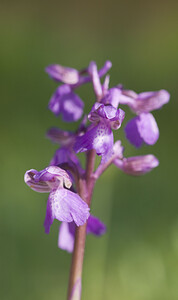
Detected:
left=93, top=153, right=118, bottom=179
left=67, top=150, right=96, bottom=300
left=67, top=223, right=87, bottom=300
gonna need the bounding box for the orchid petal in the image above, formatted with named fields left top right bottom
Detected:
left=58, top=222, right=75, bottom=253
left=24, top=169, right=51, bottom=193
left=48, top=85, right=84, bottom=122
left=137, top=113, right=159, bottom=145
left=61, top=92, right=84, bottom=122
left=125, top=117, right=143, bottom=148
left=44, top=188, right=90, bottom=233
left=125, top=113, right=159, bottom=147
left=88, top=61, right=103, bottom=99
left=45, top=64, right=79, bottom=84
left=114, top=154, right=159, bottom=175
left=74, top=122, right=114, bottom=163
left=88, top=103, right=125, bottom=130
left=24, top=166, right=72, bottom=192
left=87, top=215, right=106, bottom=235
left=119, top=89, right=170, bottom=114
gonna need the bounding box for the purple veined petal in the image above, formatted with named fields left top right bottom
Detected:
left=114, top=154, right=159, bottom=176
left=33, top=168, right=55, bottom=182
left=45, top=64, right=80, bottom=84
left=24, top=169, right=51, bottom=193
left=88, top=61, right=103, bottom=99
left=88, top=103, right=125, bottom=129
left=46, top=166, right=72, bottom=188
left=46, top=128, right=74, bottom=145
left=125, top=113, right=159, bottom=147
left=25, top=166, right=72, bottom=193
left=88, top=122, right=114, bottom=164
left=60, top=91, right=84, bottom=122
left=74, top=122, right=114, bottom=163
left=35, top=166, right=72, bottom=189
left=87, top=215, right=106, bottom=235
left=58, top=222, right=75, bottom=253
left=96, top=105, right=125, bottom=129
left=88, top=103, right=117, bottom=121
left=44, top=188, right=90, bottom=233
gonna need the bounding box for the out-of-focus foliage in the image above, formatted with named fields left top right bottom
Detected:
left=0, top=1, right=178, bottom=299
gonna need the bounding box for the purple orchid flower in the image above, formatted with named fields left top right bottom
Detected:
left=24, top=166, right=90, bottom=233
left=58, top=215, right=106, bottom=253
left=48, top=84, right=84, bottom=122
left=118, top=88, right=170, bottom=147
left=46, top=61, right=112, bottom=123
left=74, top=103, right=125, bottom=163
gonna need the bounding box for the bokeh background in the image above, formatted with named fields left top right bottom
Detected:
left=1, top=1, right=178, bottom=299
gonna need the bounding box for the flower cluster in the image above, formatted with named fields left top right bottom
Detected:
left=24, top=61, right=170, bottom=252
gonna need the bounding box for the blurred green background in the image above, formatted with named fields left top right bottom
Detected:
left=0, top=0, right=178, bottom=299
